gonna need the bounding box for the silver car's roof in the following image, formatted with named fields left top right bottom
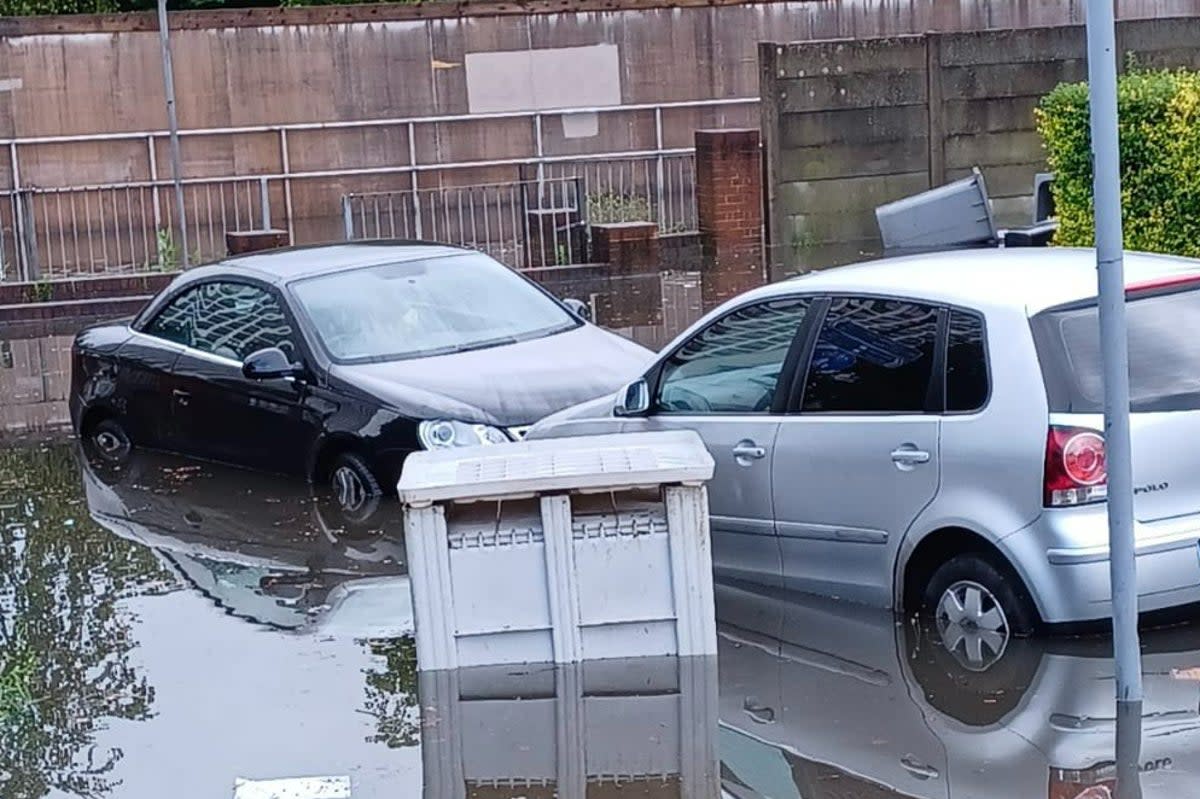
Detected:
left=747, top=248, right=1200, bottom=316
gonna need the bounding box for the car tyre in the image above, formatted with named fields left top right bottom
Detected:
left=328, top=452, right=383, bottom=526
left=86, top=417, right=133, bottom=463
left=922, top=552, right=1038, bottom=656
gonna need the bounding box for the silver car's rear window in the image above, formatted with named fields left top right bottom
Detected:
left=1032, top=286, right=1200, bottom=413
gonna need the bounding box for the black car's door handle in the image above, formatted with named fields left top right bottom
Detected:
left=172, top=389, right=191, bottom=407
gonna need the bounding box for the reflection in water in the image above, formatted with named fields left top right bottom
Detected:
left=419, top=657, right=719, bottom=799
left=3, top=440, right=420, bottom=799
left=3, top=435, right=1197, bottom=799
left=0, top=332, right=73, bottom=435
left=0, top=444, right=173, bottom=798
left=715, top=582, right=1195, bottom=799
left=363, top=637, right=421, bottom=750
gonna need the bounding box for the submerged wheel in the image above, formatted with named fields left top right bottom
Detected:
left=921, top=553, right=1037, bottom=672
left=328, top=452, right=382, bottom=524
left=85, top=417, right=134, bottom=465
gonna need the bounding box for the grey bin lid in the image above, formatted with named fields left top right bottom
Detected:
left=875, top=168, right=998, bottom=255
left=397, top=430, right=715, bottom=507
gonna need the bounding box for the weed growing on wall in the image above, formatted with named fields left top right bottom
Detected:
left=1037, top=67, right=1200, bottom=257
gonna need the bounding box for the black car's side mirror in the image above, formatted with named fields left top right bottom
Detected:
left=563, top=297, right=592, bottom=322
left=243, top=347, right=303, bottom=381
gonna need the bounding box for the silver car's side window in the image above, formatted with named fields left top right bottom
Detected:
left=655, top=297, right=811, bottom=414
left=945, top=309, right=989, bottom=412
left=801, top=296, right=939, bottom=413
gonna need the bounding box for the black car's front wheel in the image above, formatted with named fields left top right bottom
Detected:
left=329, top=452, right=383, bottom=523
left=85, top=417, right=134, bottom=465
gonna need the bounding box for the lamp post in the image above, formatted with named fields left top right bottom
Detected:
left=157, top=0, right=190, bottom=268
left=1084, top=0, right=1142, bottom=710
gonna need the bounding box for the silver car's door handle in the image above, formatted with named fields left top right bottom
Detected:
left=732, top=441, right=767, bottom=460
left=900, top=755, right=940, bottom=780
left=890, top=448, right=930, bottom=464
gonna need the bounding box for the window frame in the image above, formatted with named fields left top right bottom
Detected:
left=136, top=276, right=305, bottom=369
left=647, top=293, right=821, bottom=417
left=942, top=306, right=992, bottom=416
left=782, top=292, right=991, bottom=417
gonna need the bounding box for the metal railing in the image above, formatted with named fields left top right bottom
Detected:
left=344, top=177, right=588, bottom=269
left=10, top=177, right=273, bottom=280
left=0, top=97, right=756, bottom=282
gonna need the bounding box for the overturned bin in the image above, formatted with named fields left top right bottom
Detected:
left=398, top=430, right=717, bottom=671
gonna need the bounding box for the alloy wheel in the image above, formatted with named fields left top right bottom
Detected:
left=935, top=580, right=1010, bottom=672
left=332, top=465, right=368, bottom=514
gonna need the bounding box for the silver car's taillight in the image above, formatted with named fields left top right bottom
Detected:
left=1044, top=425, right=1108, bottom=507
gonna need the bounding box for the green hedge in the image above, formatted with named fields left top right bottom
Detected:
left=1036, top=67, right=1200, bottom=258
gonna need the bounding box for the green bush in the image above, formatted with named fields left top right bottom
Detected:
left=1036, top=67, right=1200, bottom=257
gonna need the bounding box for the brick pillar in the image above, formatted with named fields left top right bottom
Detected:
left=592, top=221, right=659, bottom=274
left=695, top=129, right=766, bottom=309
left=591, top=221, right=662, bottom=328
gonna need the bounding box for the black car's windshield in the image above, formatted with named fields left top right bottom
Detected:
left=290, top=253, right=577, bottom=362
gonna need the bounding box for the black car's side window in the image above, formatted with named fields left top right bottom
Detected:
left=656, top=297, right=811, bottom=414
left=801, top=296, right=939, bottom=413
left=945, top=309, right=989, bottom=412
left=143, top=287, right=200, bottom=348
left=144, top=282, right=296, bottom=363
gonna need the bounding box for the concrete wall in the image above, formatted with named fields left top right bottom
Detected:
left=0, top=1, right=1195, bottom=199
left=761, top=17, right=1200, bottom=275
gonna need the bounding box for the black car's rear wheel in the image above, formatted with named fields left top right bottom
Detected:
left=329, top=452, right=383, bottom=523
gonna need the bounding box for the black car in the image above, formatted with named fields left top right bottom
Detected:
left=70, top=241, right=650, bottom=514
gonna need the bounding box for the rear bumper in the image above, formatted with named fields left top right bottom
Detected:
left=1005, top=505, right=1200, bottom=624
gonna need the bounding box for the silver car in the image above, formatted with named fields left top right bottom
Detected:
left=528, top=247, right=1200, bottom=644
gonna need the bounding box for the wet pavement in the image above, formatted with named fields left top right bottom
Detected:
left=2, top=324, right=1199, bottom=799
left=2, top=438, right=1199, bottom=799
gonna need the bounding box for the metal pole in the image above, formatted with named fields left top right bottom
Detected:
left=259, top=176, right=270, bottom=229
left=1086, top=0, right=1142, bottom=705
left=157, top=0, right=189, bottom=268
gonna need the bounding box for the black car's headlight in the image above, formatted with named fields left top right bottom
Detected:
left=418, top=419, right=510, bottom=450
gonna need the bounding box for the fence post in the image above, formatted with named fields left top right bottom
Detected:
left=574, top=177, right=590, bottom=262
left=342, top=195, right=355, bottom=240
left=654, top=106, right=666, bottom=227
left=19, top=190, right=39, bottom=281
left=926, top=34, right=946, bottom=188
left=9, top=143, right=27, bottom=281
left=259, top=177, right=271, bottom=229
left=279, top=129, right=295, bottom=243
left=407, top=121, right=422, bottom=239
left=519, top=180, right=531, bottom=269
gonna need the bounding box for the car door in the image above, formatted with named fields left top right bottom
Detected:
left=113, top=329, right=186, bottom=449
left=773, top=296, right=942, bottom=607
left=620, top=296, right=815, bottom=587
left=164, top=280, right=315, bottom=473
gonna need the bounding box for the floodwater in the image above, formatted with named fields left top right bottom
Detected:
left=3, top=325, right=1200, bottom=799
